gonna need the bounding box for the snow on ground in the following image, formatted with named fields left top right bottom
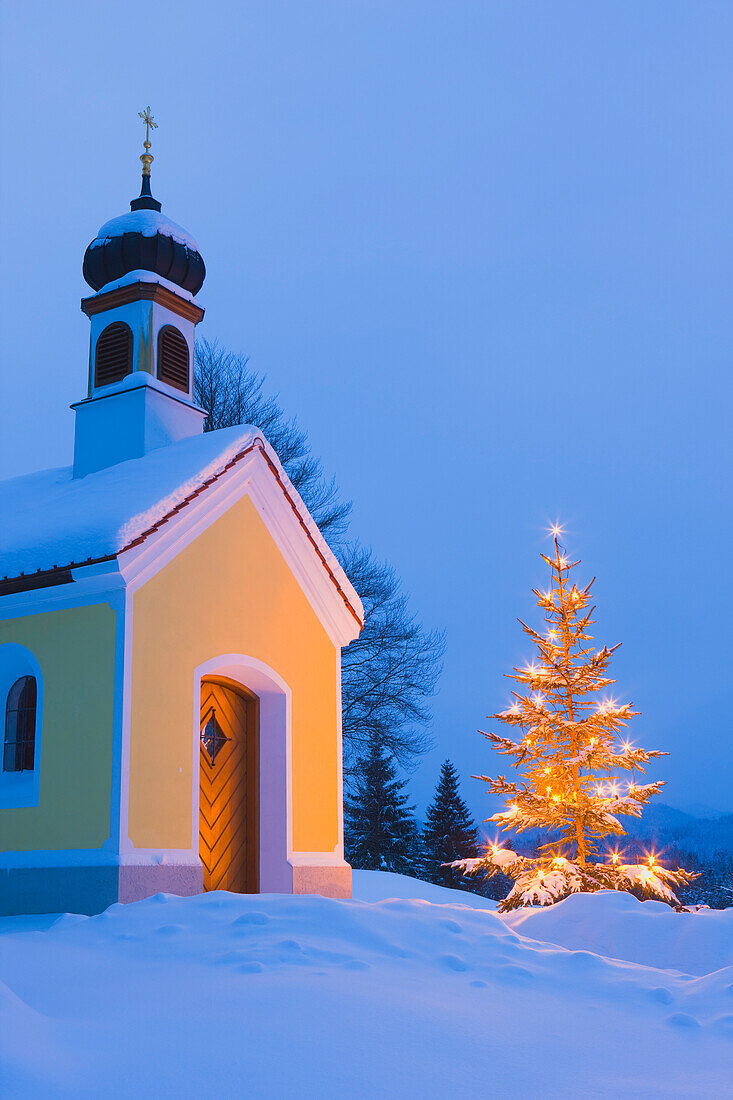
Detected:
left=0, top=873, right=731, bottom=1098
left=351, top=868, right=497, bottom=908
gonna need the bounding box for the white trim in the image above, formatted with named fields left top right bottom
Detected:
left=120, top=448, right=261, bottom=593
left=335, top=652, right=345, bottom=859
left=193, top=654, right=294, bottom=894
left=0, top=644, right=44, bottom=809
left=118, top=445, right=362, bottom=647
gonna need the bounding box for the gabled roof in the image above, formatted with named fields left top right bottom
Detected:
left=0, top=427, right=362, bottom=635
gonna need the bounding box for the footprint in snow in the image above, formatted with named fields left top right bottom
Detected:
left=649, top=987, right=674, bottom=1006
left=496, top=963, right=534, bottom=985
left=231, top=912, right=270, bottom=927
left=666, top=1013, right=701, bottom=1030
left=440, top=955, right=468, bottom=973
left=439, top=919, right=463, bottom=934
left=712, top=1015, right=733, bottom=1037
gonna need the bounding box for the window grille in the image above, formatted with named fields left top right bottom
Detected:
left=3, top=675, right=37, bottom=773
left=157, top=326, right=190, bottom=392
left=201, top=709, right=229, bottom=764
left=94, top=322, right=133, bottom=387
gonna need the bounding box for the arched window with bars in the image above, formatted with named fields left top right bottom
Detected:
left=3, top=675, right=37, bottom=773
left=157, top=325, right=190, bottom=392
left=94, top=321, right=133, bottom=387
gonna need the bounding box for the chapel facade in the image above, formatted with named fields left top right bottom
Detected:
left=0, top=126, right=362, bottom=916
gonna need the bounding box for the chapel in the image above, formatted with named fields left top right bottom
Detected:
left=0, top=118, right=362, bottom=916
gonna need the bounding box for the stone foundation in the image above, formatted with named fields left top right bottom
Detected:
left=0, top=857, right=352, bottom=915
left=0, top=861, right=203, bottom=916
left=290, top=860, right=352, bottom=899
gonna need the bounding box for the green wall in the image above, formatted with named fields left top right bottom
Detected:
left=0, top=603, right=117, bottom=852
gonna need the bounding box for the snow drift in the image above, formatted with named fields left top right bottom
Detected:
left=0, top=873, right=730, bottom=1098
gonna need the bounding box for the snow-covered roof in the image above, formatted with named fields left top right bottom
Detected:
left=0, top=428, right=361, bottom=630
left=0, top=427, right=257, bottom=579
left=89, top=209, right=199, bottom=252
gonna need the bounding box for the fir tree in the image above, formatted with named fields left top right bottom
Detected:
left=423, top=760, right=479, bottom=889
left=458, top=529, right=697, bottom=911
left=344, top=737, right=421, bottom=875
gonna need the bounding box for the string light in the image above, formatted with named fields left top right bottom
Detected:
left=477, top=532, right=695, bottom=911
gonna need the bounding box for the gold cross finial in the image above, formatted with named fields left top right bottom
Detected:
left=138, top=106, right=158, bottom=176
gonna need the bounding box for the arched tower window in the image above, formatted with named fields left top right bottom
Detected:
left=95, top=322, right=133, bottom=387
left=3, top=676, right=37, bottom=773
left=157, top=325, right=190, bottom=392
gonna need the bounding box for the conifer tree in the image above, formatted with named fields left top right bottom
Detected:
left=423, top=760, right=479, bottom=888
left=458, top=530, right=697, bottom=911
left=344, top=737, right=421, bottom=875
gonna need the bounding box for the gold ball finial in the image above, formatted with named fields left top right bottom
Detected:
left=138, top=106, right=158, bottom=177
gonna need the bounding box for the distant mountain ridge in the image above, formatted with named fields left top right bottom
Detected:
left=481, top=803, right=733, bottom=859
left=627, top=803, right=733, bottom=857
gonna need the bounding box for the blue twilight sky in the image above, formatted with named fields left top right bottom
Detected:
left=1, top=2, right=732, bottom=820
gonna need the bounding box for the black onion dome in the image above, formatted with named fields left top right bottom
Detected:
left=83, top=177, right=205, bottom=296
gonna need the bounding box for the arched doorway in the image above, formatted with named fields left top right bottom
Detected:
left=199, top=677, right=259, bottom=892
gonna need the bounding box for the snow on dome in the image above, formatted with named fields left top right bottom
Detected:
left=90, top=209, right=199, bottom=253
left=0, top=426, right=259, bottom=580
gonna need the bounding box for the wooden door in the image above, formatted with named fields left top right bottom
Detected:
left=199, top=679, right=258, bottom=892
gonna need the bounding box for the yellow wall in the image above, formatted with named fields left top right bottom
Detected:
left=129, top=494, right=340, bottom=853
left=0, top=603, right=116, bottom=851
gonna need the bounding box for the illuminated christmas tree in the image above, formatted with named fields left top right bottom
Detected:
left=458, top=529, right=697, bottom=911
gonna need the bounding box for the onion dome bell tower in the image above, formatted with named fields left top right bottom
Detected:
left=72, top=109, right=207, bottom=478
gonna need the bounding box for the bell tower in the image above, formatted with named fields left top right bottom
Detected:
left=72, top=109, right=208, bottom=478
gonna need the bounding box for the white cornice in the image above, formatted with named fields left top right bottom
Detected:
left=118, top=445, right=362, bottom=648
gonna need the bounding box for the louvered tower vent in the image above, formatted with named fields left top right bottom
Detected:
left=157, top=325, right=190, bottom=392
left=94, top=322, right=133, bottom=387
